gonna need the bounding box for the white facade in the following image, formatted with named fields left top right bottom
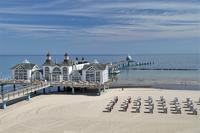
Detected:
left=82, top=64, right=109, bottom=84
left=43, top=65, right=73, bottom=82
left=11, top=60, right=40, bottom=80
left=42, top=53, right=89, bottom=82
left=12, top=54, right=109, bottom=84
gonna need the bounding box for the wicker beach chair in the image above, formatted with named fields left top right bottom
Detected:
left=192, top=108, right=198, bottom=115
left=170, top=97, right=178, bottom=105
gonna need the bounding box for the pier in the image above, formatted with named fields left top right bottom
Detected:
left=0, top=79, right=110, bottom=109
left=109, top=55, right=154, bottom=73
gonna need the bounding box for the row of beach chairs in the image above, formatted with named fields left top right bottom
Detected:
left=144, top=96, right=154, bottom=113
left=119, top=96, right=131, bottom=112
left=132, top=96, right=141, bottom=113
left=157, top=96, right=168, bottom=113
left=103, top=96, right=118, bottom=112
left=103, top=96, right=200, bottom=115
left=183, top=98, right=198, bottom=115
left=170, top=97, right=181, bottom=114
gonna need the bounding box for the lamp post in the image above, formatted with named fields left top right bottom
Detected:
left=31, top=72, right=33, bottom=86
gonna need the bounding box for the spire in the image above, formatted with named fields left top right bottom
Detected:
left=64, top=53, right=69, bottom=60
left=46, top=52, right=51, bottom=60
left=43, top=52, right=55, bottom=66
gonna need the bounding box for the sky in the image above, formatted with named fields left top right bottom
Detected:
left=0, top=0, right=199, bottom=55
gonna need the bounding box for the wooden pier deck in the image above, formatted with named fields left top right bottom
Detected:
left=109, top=57, right=154, bottom=72
left=0, top=82, right=50, bottom=102
left=0, top=79, right=110, bottom=109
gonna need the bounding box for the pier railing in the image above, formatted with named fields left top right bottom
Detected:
left=0, top=83, right=50, bottom=102
left=0, top=79, right=111, bottom=103
left=51, top=81, right=105, bottom=89
left=0, top=79, right=31, bottom=85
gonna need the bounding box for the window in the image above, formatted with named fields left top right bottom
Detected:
left=14, top=66, right=27, bottom=80
left=63, top=67, right=68, bottom=81
left=35, top=71, right=41, bottom=80
left=86, top=67, right=95, bottom=82
left=72, top=75, right=81, bottom=82
left=45, top=67, right=50, bottom=81
left=52, top=67, right=61, bottom=81
left=70, top=71, right=81, bottom=82
left=96, top=71, right=100, bottom=82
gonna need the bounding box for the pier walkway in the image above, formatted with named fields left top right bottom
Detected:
left=109, top=56, right=154, bottom=74
left=0, top=82, right=50, bottom=103
left=0, top=80, right=110, bottom=109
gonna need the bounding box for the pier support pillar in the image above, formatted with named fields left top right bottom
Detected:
left=72, top=87, right=75, bottom=94
left=27, top=93, right=31, bottom=101
left=2, top=101, right=7, bottom=109
left=97, top=88, right=101, bottom=96
left=43, top=88, right=46, bottom=94
left=103, top=85, right=105, bottom=92
left=58, top=86, right=60, bottom=92
left=1, top=84, right=3, bottom=94
left=13, top=84, right=16, bottom=91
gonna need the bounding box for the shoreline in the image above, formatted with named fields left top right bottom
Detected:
left=110, top=84, right=200, bottom=91
left=0, top=88, right=200, bottom=133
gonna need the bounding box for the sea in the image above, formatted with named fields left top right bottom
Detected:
left=0, top=53, right=200, bottom=91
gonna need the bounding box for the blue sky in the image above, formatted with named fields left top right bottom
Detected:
left=0, top=0, right=199, bottom=55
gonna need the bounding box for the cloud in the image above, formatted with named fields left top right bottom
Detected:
left=0, top=0, right=199, bottom=41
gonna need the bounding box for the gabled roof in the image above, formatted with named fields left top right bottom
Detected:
left=11, top=63, right=37, bottom=70
left=43, top=59, right=55, bottom=66
left=82, top=63, right=107, bottom=71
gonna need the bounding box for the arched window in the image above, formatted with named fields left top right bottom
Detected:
left=53, top=67, right=61, bottom=74
left=52, top=67, right=61, bottom=81
left=86, top=67, right=96, bottom=82
left=71, top=71, right=81, bottom=82
left=63, top=67, right=68, bottom=81
left=45, top=67, right=50, bottom=81
left=15, top=66, right=27, bottom=80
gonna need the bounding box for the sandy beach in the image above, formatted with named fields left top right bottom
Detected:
left=0, top=88, right=200, bottom=133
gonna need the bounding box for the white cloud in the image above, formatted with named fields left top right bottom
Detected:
left=0, top=0, right=199, bottom=41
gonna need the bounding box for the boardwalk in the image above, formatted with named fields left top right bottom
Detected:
left=0, top=82, right=50, bottom=102
left=0, top=79, right=110, bottom=109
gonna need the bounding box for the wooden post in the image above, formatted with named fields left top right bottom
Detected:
left=98, top=88, right=101, bottom=96
left=43, top=88, right=46, bottom=94
left=72, top=87, right=75, bottom=94
left=2, top=101, right=7, bottom=109
left=13, top=84, right=16, bottom=91
left=27, top=93, right=31, bottom=101
left=58, top=86, right=60, bottom=92
left=1, top=84, right=3, bottom=94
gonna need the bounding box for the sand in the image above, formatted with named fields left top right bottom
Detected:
left=0, top=88, right=200, bottom=133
